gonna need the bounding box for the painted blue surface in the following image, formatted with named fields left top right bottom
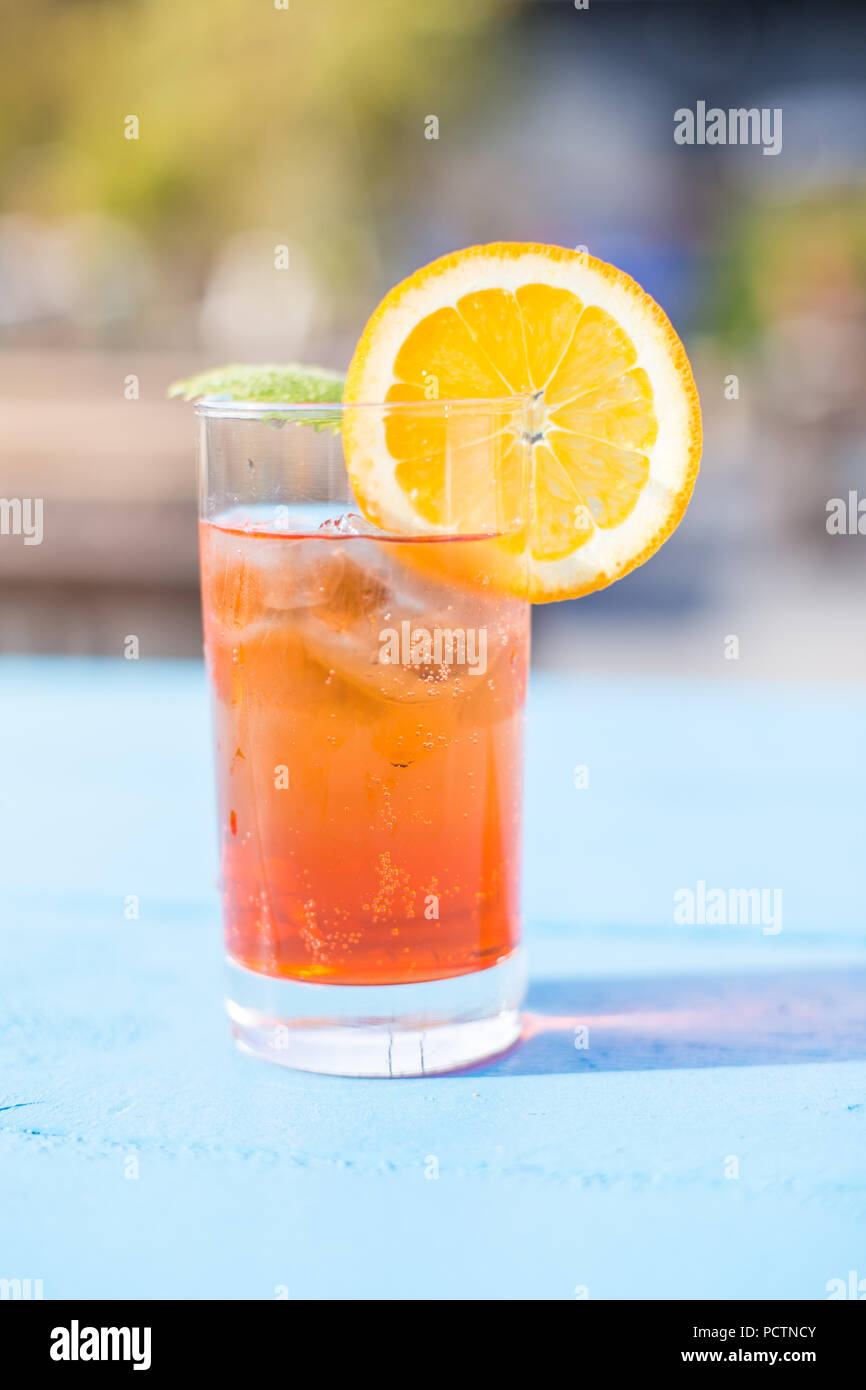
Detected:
left=1, top=656, right=864, bottom=1300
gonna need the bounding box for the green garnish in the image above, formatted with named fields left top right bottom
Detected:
left=167, top=363, right=345, bottom=405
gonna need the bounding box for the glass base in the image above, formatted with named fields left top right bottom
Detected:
left=225, top=949, right=526, bottom=1077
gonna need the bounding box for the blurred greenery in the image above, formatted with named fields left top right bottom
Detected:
left=709, top=192, right=866, bottom=349
left=5, top=0, right=866, bottom=358
left=1, top=0, right=512, bottom=301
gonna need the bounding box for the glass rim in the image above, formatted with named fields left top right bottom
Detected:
left=194, top=392, right=537, bottom=420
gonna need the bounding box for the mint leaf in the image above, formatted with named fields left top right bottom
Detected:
left=167, top=363, right=345, bottom=405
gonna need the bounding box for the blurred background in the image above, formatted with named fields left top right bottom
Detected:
left=2, top=0, right=865, bottom=677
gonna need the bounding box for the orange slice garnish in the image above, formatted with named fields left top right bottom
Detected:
left=343, top=242, right=701, bottom=600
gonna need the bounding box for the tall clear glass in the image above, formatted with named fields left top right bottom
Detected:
left=196, top=396, right=533, bottom=1076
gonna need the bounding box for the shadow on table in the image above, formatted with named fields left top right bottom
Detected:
left=468, top=967, right=866, bottom=1076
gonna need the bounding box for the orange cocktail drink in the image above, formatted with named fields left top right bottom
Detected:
left=200, top=513, right=529, bottom=987
left=195, top=395, right=533, bottom=1076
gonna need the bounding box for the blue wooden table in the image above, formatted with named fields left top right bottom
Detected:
left=1, top=657, right=864, bottom=1299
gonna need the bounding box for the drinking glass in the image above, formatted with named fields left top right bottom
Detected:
left=197, top=395, right=533, bottom=1075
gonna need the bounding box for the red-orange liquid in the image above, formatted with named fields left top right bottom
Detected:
left=200, top=515, right=529, bottom=985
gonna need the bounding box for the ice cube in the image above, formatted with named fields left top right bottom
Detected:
left=311, top=546, right=391, bottom=630
left=210, top=518, right=506, bottom=705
